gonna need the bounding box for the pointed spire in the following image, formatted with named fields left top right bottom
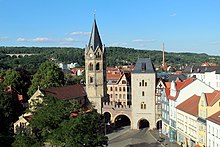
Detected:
left=88, top=18, right=102, bottom=52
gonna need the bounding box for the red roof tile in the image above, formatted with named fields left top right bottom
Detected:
left=207, top=111, right=220, bottom=125
left=176, top=95, right=200, bottom=116
left=107, top=72, right=122, bottom=80
left=176, top=78, right=196, bottom=91
left=43, top=84, right=86, bottom=100
left=205, top=90, right=220, bottom=106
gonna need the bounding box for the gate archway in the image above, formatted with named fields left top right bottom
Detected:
left=138, top=119, right=149, bottom=129
left=156, top=120, right=162, bottom=130
left=114, top=115, right=131, bottom=128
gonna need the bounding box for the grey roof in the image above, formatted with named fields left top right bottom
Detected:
left=133, top=58, right=155, bottom=73
left=167, top=74, right=187, bottom=82
left=183, top=66, right=220, bottom=74
left=87, top=19, right=102, bottom=52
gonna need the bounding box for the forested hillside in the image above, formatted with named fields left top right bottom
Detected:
left=0, top=46, right=219, bottom=74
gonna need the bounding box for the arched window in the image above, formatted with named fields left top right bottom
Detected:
left=142, top=80, right=144, bottom=86
left=145, top=82, right=147, bottom=86
left=90, top=77, right=93, bottom=83
left=96, top=52, right=101, bottom=58
left=89, top=63, right=93, bottom=70
left=96, top=62, right=100, bottom=70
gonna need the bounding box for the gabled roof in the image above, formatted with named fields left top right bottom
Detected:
left=205, top=90, right=220, bottom=106
left=133, top=58, right=155, bottom=73
left=207, top=111, right=220, bottom=125
left=167, top=78, right=196, bottom=100
left=87, top=19, right=102, bottom=53
left=176, top=94, right=200, bottom=116
left=117, top=72, right=131, bottom=85
left=42, top=84, right=87, bottom=100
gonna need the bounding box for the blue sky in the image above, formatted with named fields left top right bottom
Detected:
left=0, top=0, right=220, bottom=55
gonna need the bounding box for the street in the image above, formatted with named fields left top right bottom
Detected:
left=108, top=128, right=162, bottom=147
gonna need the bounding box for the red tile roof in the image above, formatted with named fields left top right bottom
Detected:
left=175, top=78, right=196, bottom=91
left=205, top=90, right=220, bottom=106
left=207, top=111, right=220, bottom=125
left=42, top=84, right=87, bottom=100
left=107, top=72, right=122, bottom=80
left=167, top=78, right=196, bottom=101
left=176, top=95, right=200, bottom=116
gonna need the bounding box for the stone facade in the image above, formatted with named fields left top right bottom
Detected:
left=85, top=19, right=107, bottom=113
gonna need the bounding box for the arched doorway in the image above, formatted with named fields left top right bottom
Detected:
left=156, top=120, right=162, bottom=130
left=138, top=119, right=149, bottom=129
left=104, top=112, right=111, bottom=123
left=114, top=115, right=131, bottom=128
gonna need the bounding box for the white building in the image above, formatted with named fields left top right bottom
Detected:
left=166, top=78, right=214, bottom=142
left=176, top=95, right=200, bottom=147
left=184, top=66, right=220, bottom=90
left=207, top=111, right=220, bottom=147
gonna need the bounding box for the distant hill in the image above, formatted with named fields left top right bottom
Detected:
left=0, top=46, right=219, bottom=73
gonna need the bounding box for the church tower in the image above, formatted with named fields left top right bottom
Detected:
left=85, top=18, right=107, bottom=114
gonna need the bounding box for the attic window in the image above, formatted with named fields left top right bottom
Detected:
left=141, top=63, right=146, bottom=71
left=122, top=80, right=126, bottom=84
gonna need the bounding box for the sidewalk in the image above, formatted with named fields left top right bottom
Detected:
left=149, top=129, right=181, bottom=147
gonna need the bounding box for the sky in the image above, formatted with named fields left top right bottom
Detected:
left=0, top=0, right=220, bottom=55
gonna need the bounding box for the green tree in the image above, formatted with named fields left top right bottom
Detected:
left=14, top=96, right=108, bottom=146
left=28, top=62, right=65, bottom=96
left=0, top=82, right=23, bottom=147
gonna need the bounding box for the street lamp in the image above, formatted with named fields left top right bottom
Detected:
left=105, top=121, right=110, bottom=135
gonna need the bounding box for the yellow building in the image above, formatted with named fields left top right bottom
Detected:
left=197, top=90, right=220, bottom=146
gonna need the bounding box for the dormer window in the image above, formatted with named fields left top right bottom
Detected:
left=141, top=63, right=146, bottom=71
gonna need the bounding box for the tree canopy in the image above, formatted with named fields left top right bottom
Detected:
left=27, top=62, right=65, bottom=96
left=13, top=96, right=108, bottom=147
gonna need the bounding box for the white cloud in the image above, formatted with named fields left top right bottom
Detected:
left=132, top=39, right=156, bottom=43
left=69, top=31, right=90, bottom=36
left=170, top=13, right=177, bottom=17
left=109, top=42, right=128, bottom=47
left=17, top=37, right=49, bottom=42
left=210, top=41, right=220, bottom=45
left=17, top=38, right=28, bottom=42
left=0, top=36, right=8, bottom=40
left=32, top=37, right=49, bottom=42
left=16, top=37, right=81, bottom=45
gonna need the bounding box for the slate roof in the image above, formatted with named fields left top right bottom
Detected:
left=207, top=111, right=220, bottom=125
left=183, top=66, right=220, bottom=74
left=87, top=19, right=102, bottom=53
left=176, top=94, right=200, bottom=116
left=133, top=58, right=155, bottom=73
left=42, top=84, right=87, bottom=100
left=167, top=74, right=187, bottom=82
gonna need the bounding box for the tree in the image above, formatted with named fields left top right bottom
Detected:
left=28, top=62, right=65, bottom=96
left=14, top=96, right=108, bottom=146
left=0, top=82, right=24, bottom=147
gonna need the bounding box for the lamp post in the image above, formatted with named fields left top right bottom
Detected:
left=105, top=121, right=110, bottom=135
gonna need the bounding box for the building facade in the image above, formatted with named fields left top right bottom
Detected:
left=131, top=58, right=156, bottom=129
left=207, top=111, right=220, bottom=147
